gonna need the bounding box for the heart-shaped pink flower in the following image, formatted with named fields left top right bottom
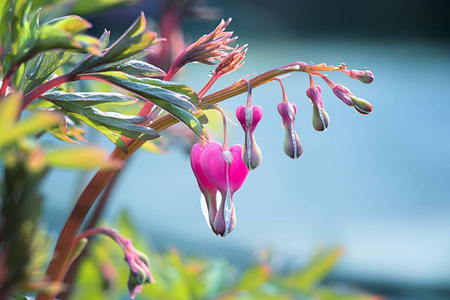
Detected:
left=190, top=141, right=249, bottom=237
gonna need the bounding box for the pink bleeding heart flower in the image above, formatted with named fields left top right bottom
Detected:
left=200, top=141, right=249, bottom=236
left=190, top=143, right=218, bottom=229
left=236, top=104, right=263, bottom=171
left=306, top=75, right=330, bottom=131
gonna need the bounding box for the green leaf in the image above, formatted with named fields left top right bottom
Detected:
left=21, top=50, right=74, bottom=94
left=52, top=100, right=160, bottom=140
left=0, top=93, right=21, bottom=131
left=91, top=59, right=166, bottom=78
left=314, top=287, right=380, bottom=300
left=0, top=110, right=62, bottom=147
left=10, top=293, right=28, bottom=300
left=44, top=15, right=91, bottom=34
left=71, top=0, right=136, bottom=16
left=34, top=23, right=101, bottom=56
left=71, top=13, right=159, bottom=74
left=45, top=146, right=122, bottom=169
left=283, top=247, right=342, bottom=291
left=42, top=91, right=138, bottom=107
left=91, top=71, right=199, bottom=109
left=42, top=96, right=159, bottom=150
left=72, top=113, right=128, bottom=152
left=237, top=264, right=271, bottom=291
left=2, top=2, right=100, bottom=75
left=86, top=72, right=204, bottom=138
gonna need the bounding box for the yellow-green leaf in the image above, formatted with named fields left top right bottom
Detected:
left=0, top=110, right=62, bottom=147
left=45, top=146, right=123, bottom=169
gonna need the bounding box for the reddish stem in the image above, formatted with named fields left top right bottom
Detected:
left=198, top=74, right=219, bottom=99
left=0, top=65, right=18, bottom=98
left=21, top=74, right=76, bottom=111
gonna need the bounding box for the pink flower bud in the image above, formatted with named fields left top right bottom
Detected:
left=277, top=102, right=303, bottom=159
left=341, top=69, right=374, bottom=84
left=236, top=104, right=263, bottom=170
left=332, top=84, right=354, bottom=106
left=306, top=84, right=330, bottom=131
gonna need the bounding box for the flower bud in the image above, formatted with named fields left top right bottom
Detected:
left=349, top=95, right=373, bottom=115
left=277, top=102, right=303, bottom=159
left=332, top=84, right=354, bottom=106
left=236, top=105, right=263, bottom=170
left=342, top=69, right=374, bottom=84
left=306, top=84, right=330, bottom=131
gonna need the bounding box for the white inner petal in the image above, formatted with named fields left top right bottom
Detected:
left=200, top=193, right=211, bottom=229
left=246, top=129, right=252, bottom=170
left=224, top=166, right=232, bottom=235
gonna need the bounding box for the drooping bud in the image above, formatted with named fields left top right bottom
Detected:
left=236, top=81, right=263, bottom=170
left=74, top=227, right=155, bottom=299
left=349, top=95, right=373, bottom=115
left=277, top=102, right=303, bottom=159
left=306, top=75, right=330, bottom=131
left=322, top=76, right=373, bottom=114
left=341, top=69, right=374, bottom=84
left=332, top=84, right=354, bottom=106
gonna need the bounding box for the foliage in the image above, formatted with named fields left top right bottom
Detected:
left=72, top=213, right=380, bottom=300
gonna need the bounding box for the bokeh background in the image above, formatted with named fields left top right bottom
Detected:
left=42, top=1, right=450, bottom=299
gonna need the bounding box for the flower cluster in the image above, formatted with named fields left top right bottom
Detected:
left=179, top=21, right=375, bottom=237
left=190, top=66, right=374, bottom=236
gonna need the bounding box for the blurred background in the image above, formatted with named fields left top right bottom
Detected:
left=42, top=0, right=450, bottom=299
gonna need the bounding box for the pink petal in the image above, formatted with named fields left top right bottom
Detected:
left=227, top=144, right=249, bottom=193
left=190, top=143, right=217, bottom=195
left=201, top=142, right=249, bottom=195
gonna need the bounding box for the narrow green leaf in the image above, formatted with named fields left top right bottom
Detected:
left=84, top=49, right=152, bottom=74
left=284, top=247, right=342, bottom=291
left=91, top=72, right=199, bottom=109
left=98, top=29, right=110, bottom=50
left=34, top=24, right=101, bottom=56
left=92, top=60, right=166, bottom=78
left=44, top=15, right=92, bottom=34
left=71, top=13, right=159, bottom=74
left=45, top=146, right=122, bottom=169
left=71, top=113, right=128, bottom=152
left=86, top=72, right=204, bottom=137
left=0, top=93, right=21, bottom=131
left=237, top=264, right=271, bottom=291
left=71, top=0, right=135, bottom=16
left=42, top=91, right=138, bottom=107
left=21, top=50, right=74, bottom=94
left=0, top=111, right=62, bottom=147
